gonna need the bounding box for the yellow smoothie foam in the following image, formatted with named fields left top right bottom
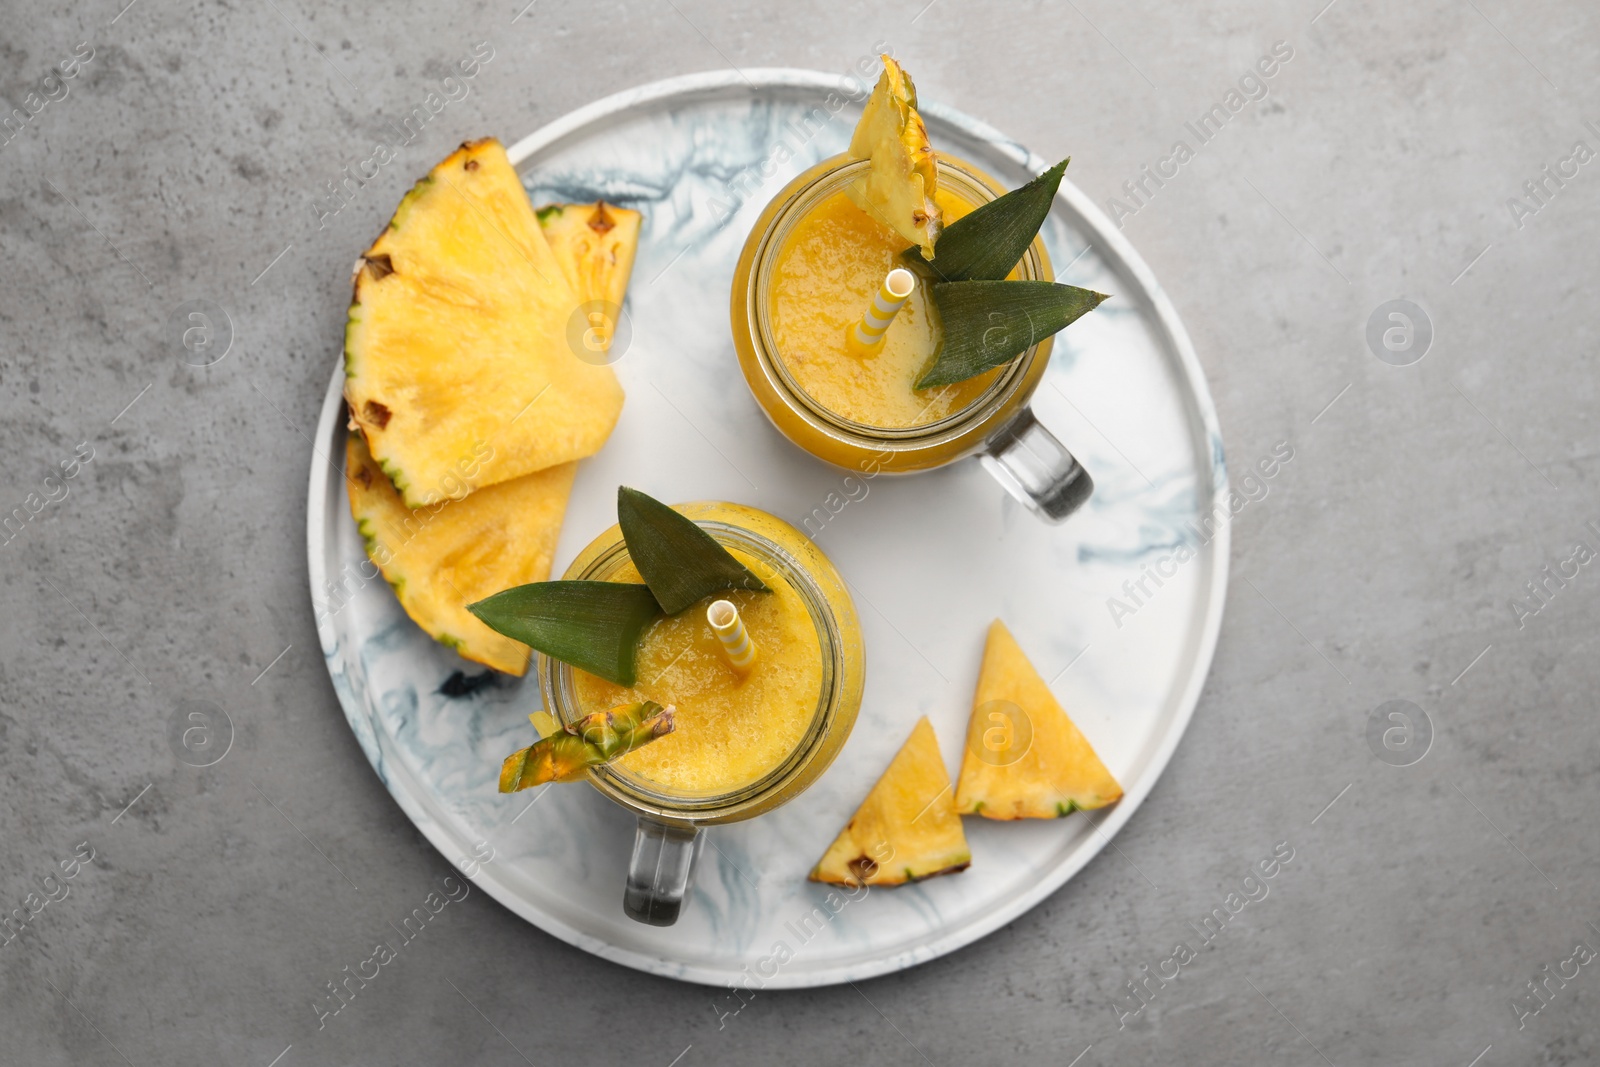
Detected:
left=769, top=187, right=1002, bottom=428
left=573, top=549, right=822, bottom=795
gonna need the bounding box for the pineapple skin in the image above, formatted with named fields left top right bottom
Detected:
left=811, top=717, right=970, bottom=888
left=954, top=620, right=1123, bottom=820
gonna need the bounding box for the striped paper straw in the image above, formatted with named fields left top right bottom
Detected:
left=707, top=599, right=758, bottom=674
left=852, top=267, right=916, bottom=348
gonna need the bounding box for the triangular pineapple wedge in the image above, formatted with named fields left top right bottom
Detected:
left=811, top=717, right=970, bottom=887
left=954, top=620, right=1122, bottom=819
left=847, top=55, right=942, bottom=258
left=536, top=201, right=642, bottom=355
left=344, top=432, right=575, bottom=675
left=344, top=138, right=624, bottom=508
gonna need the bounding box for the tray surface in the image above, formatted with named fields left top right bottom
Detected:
left=306, top=69, right=1228, bottom=987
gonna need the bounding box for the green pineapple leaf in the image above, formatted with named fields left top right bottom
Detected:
left=617, top=487, right=769, bottom=615
left=467, top=580, right=661, bottom=686
left=902, top=158, right=1068, bottom=282
left=915, top=280, right=1107, bottom=390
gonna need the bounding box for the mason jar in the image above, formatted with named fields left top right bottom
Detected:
left=731, top=155, right=1093, bottom=522
left=540, top=501, right=865, bottom=925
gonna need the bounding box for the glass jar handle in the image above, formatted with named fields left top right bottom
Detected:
left=623, top=817, right=700, bottom=926
left=980, top=406, right=1094, bottom=523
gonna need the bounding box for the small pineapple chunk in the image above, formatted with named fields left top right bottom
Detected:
left=954, top=620, right=1122, bottom=819
left=536, top=200, right=642, bottom=356
left=811, top=717, right=970, bottom=887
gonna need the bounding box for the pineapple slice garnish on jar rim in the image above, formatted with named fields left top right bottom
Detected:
left=846, top=55, right=943, bottom=259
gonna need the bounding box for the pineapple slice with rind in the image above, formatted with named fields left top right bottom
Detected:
left=954, top=620, right=1122, bottom=819
left=344, top=431, right=575, bottom=676
left=344, top=138, right=624, bottom=508
left=847, top=56, right=942, bottom=258
left=500, top=701, right=675, bottom=791
left=536, top=201, right=642, bottom=356
left=811, top=717, right=970, bottom=887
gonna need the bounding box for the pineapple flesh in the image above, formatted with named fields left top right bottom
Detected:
left=811, top=717, right=970, bottom=887
left=344, top=432, right=575, bottom=676
left=344, top=138, right=624, bottom=509
left=954, top=620, right=1123, bottom=819
left=536, top=201, right=642, bottom=356
left=847, top=56, right=942, bottom=258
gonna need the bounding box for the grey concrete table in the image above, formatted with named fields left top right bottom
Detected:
left=3, top=1, right=1596, bottom=1064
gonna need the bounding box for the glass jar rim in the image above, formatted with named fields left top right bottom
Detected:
left=747, top=155, right=1049, bottom=444
left=542, top=519, right=845, bottom=816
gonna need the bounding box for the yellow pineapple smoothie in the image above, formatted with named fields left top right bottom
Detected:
left=769, top=187, right=999, bottom=428
left=733, top=155, right=1055, bottom=474
left=572, top=548, right=821, bottom=794
left=545, top=501, right=864, bottom=819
